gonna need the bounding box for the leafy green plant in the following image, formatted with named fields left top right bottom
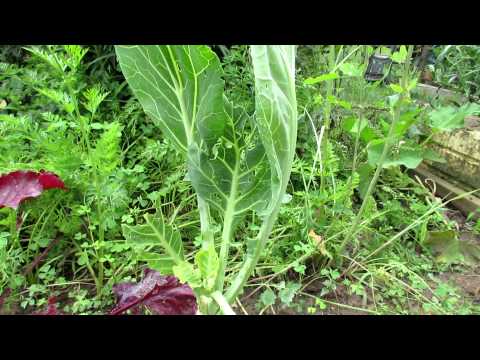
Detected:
left=430, top=45, right=480, bottom=98
left=115, top=45, right=298, bottom=314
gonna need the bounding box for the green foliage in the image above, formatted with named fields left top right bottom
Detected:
left=115, top=45, right=298, bottom=312
left=431, top=45, right=480, bottom=98
left=428, top=102, right=480, bottom=132
left=122, top=212, right=184, bottom=274
left=1, top=44, right=479, bottom=315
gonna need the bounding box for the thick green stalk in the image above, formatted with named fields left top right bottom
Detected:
left=215, top=161, right=239, bottom=293
left=211, top=291, right=236, bottom=315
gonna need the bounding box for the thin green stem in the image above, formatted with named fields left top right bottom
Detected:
left=225, top=207, right=280, bottom=304
left=336, top=45, right=415, bottom=261
left=337, top=103, right=401, bottom=259
left=319, top=45, right=337, bottom=195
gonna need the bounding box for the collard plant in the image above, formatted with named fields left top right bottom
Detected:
left=115, top=45, right=297, bottom=314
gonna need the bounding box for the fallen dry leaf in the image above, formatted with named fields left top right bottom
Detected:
left=308, top=229, right=332, bottom=259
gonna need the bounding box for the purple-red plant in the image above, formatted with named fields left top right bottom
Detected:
left=0, top=170, right=66, bottom=209
left=35, top=297, right=63, bottom=315
left=110, top=269, right=197, bottom=315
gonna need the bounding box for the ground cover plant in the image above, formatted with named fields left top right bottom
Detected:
left=0, top=44, right=479, bottom=315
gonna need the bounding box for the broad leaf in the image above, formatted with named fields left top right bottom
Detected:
left=187, top=101, right=272, bottom=216
left=122, top=212, right=184, bottom=274
left=367, top=140, right=424, bottom=169
left=422, top=148, right=446, bottom=163
left=338, top=62, right=364, bottom=77
left=423, top=230, right=480, bottom=265
left=110, top=269, right=197, bottom=315
left=0, top=170, right=65, bottom=209
left=115, top=45, right=226, bottom=152
left=250, top=45, right=297, bottom=212
left=342, top=117, right=378, bottom=143
left=428, top=103, right=480, bottom=132
left=116, top=46, right=275, bottom=220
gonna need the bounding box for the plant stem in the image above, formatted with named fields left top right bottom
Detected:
left=210, top=291, right=236, bottom=315
left=215, top=176, right=238, bottom=293
left=225, top=207, right=280, bottom=304
left=335, top=45, right=414, bottom=261
left=319, top=45, right=337, bottom=195
left=66, top=79, right=106, bottom=298
left=197, top=195, right=213, bottom=244
left=336, top=103, right=401, bottom=259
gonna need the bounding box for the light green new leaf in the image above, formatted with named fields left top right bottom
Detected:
left=195, top=242, right=220, bottom=291
left=304, top=72, right=339, bottom=84
left=173, top=261, right=202, bottom=289
left=367, top=140, right=424, bottom=169
left=391, top=45, right=407, bottom=63
left=115, top=45, right=226, bottom=152
left=342, top=117, right=378, bottom=143
left=339, top=62, right=364, bottom=77
left=429, top=103, right=480, bottom=132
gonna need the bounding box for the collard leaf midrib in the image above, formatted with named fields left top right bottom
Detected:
left=115, top=45, right=226, bottom=152
left=116, top=45, right=296, bottom=223
left=251, top=45, right=297, bottom=208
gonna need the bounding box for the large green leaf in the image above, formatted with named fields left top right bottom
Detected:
left=116, top=45, right=276, bottom=219
left=428, top=103, right=480, bottom=132
left=342, top=117, right=378, bottom=143
left=423, top=230, right=480, bottom=266
left=122, top=212, right=184, bottom=274
left=250, top=45, right=297, bottom=211
left=367, top=140, right=424, bottom=169
left=187, top=100, right=272, bottom=216
left=115, top=45, right=226, bottom=152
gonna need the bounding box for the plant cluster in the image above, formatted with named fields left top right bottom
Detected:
left=0, top=44, right=479, bottom=315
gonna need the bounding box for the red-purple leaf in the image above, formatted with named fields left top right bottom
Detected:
left=110, top=269, right=197, bottom=315
left=35, top=297, right=63, bottom=315
left=0, top=170, right=66, bottom=210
